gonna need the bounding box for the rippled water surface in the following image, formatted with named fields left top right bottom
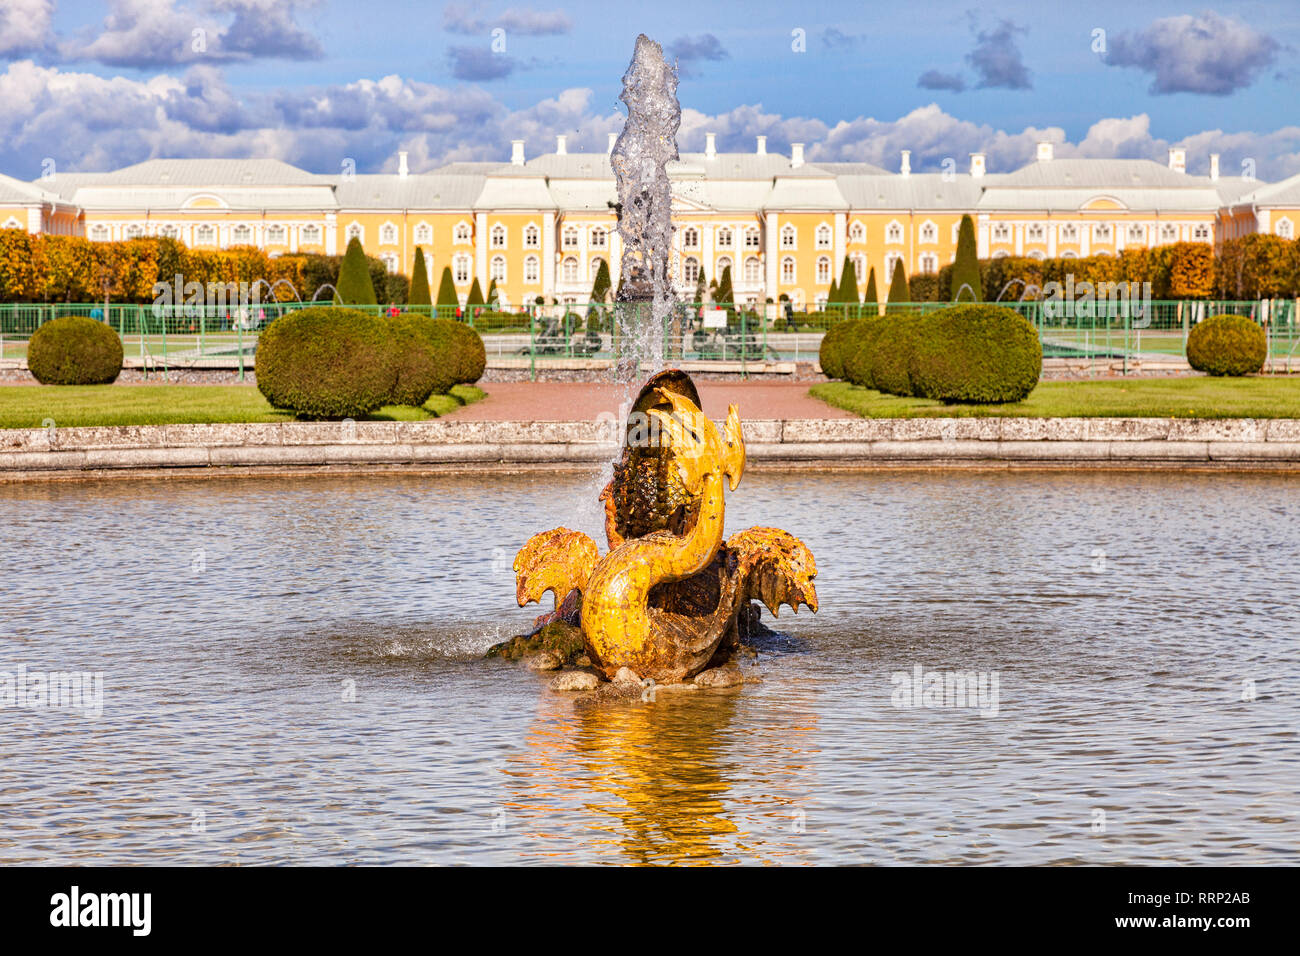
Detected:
left=1, top=470, right=1297, bottom=865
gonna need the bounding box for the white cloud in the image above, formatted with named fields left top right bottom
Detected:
left=1, top=61, right=1297, bottom=184
left=0, top=0, right=55, bottom=57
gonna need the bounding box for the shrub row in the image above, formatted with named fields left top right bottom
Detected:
left=255, top=306, right=484, bottom=418
left=828, top=304, right=1042, bottom=404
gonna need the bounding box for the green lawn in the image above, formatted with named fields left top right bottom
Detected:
left=0, top=384, right=484, bottom=429
left=811, top=378, right=1300, bottom=419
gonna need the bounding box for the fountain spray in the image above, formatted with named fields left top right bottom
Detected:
left=611, top=34, right=681, bottom=382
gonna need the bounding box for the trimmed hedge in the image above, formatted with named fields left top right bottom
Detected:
left=445, top=319, right=486, bottom=385
left=1187, top=314, right=1267, bottom=377
left=908, top=305, right=1042, bottom=403
left=387, top=314, right=449, bottom=406
left=835, top=304, right=1042, bottom=404
left=27, top=315, right=124, bottom=385
left=256, top=307, right=397, bottom=418
left=819, top=318, right=870, bottom=380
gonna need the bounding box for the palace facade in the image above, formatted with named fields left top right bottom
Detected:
left=2, top=135, right=1298, bottom=309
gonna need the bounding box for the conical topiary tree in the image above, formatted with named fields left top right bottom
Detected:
left=828, top=277, right=838, bottom=309
left=408, top=248, right=431, bottom=310
left=436, top=266, right=459, bottom=318
left=590, top=258, right=611, bottom=304
left=864, top=266, right=878, bottom=312
left=837, top=256, right=860, bottom=315
left=336, top=236, right=377, bottom=306
left=486, top=278, right=499, bottom=307
left=952, top=214, right=982, bottom=302
left=467, top=278, right=484, bottom=307
left=886, top=259, right=910, bottom=312
left=691, top=264, right=707, bottom=306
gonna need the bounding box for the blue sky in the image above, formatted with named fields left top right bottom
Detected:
left=3, top=1, right=1298, bottom=179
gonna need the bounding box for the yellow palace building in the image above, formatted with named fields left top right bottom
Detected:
left=3, top=134, right=1297, bottom=308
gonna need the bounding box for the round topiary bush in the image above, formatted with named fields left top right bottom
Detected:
left=868, top=315, right=925, bottom=396
left=256, top=306, right=398, bottom=418
left=842, top=318, right=887, bottom=389
left=1187, top=314, right=1266, bottom=377
left=27, top=315, right=124, bottom=385
left=908, top=304, right=1042, bottom=403
left=819, top=318, right=871, bottom=380
left=448, top=320, right=486, bottom=384
left=386, top=314, right=451, bottom=406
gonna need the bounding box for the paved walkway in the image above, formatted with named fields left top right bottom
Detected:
left=449, top=381, right=851, bottom=421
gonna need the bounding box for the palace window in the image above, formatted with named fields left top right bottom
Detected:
left=524, top=254, right=540, bottom=283
left=301, top=224, right=321, bottom=245
left=1094, top=223, right=1112, bottom=242
left=744, top=256, right=762, bottom=283
left=590, top=257, right=605, bottom=281
left=682, top=226, right=700, bottom=250
left=563, top=226, right=579, bottom=249
left=849, top=221, right=865, bottom=243
left=380, top=222, right=397, bottom=245
left=453, top=254, right=471, bottom=284
left=884, top=252, right=903, bottom=282
left=454, top=222, right=471, bottom=243
left=919, top=252, right=938, bottom=274
left=90, top=224, right=109, bottom=241
left=125, top=224, right=144, bottom=239
left=716, top=227, right=732, bottom=248
left=1161, top=224, right=1178, bottom=243
left=523, top=223, right=540, bottom=248
left=196, top=225, right=216, bottom=245
left=414, top=222, right=432, bottom=244
left=816, top=256, right=832, bottom=284
left=590, top=227, right=607, bottom=249
left=490, top=255, right=506, bottom=282
left=1060, top=223, right=1079, bottom=242
left=744, top=227, right=760, bottom=249
left=851, top=253, right=866, bottom=283
left=266, top=224, right=286, bottom=244
left=1127, top=223, right=1145, bottom=243
left=683, top=256, right=700, bottom=284
left=716, top=256, right=732, bottom=280
left=780, top=256, right=796, bottom=283
left=886, top=221, right=903, bottom=244
left=919, top=221, right=937, bottom=244
left=780, top=224, right=797, bottom=249
left=381, top=253, right=399, bottom=274
left=346, top=222, right=363, bottom=242
left=231, top=224, right=252, bottom=244
left=1028, top=249, right=1046, bottom=260
left=992, top=223, right=1010, bottom=243
left=159, top=224, right=180, bottom=239
left=562, top=256, right=579, bottom=282
left=1278, top=218, right=1295, bottom=240
left=1192, top=223, right=1210, bottom=241
left=1027, top=223, right=1045, bottom=242
left=490, top=224, right=506, bottom=248
left=815, top=223, right=832, bottom=249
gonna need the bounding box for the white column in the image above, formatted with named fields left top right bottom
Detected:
left=325, top=214, right=337, bottom=255
left=542, top=211, right=556, bottom=298
left=976, top=215, right=989, bottom=258
left=474, top=212, right=488, bottom=286
left=833, top=212, right=846, bottom=284
left=1047, top=221, right=1057, bottom=258
left=1080, top=224, right=1090, bottom=257
left=765, top=213, right=779, bottom=298
left=27, top=207, right=42, bottom=234
left=1014, top=223, right=1023, bottom=256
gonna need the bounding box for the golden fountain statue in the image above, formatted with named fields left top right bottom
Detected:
left=503, top=370, right=818, bottom=686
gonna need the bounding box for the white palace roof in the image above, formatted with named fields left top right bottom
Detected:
left=16, top=143, right=1283, bottom=218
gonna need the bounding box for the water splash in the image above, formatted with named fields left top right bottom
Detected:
left=610, top=34, right=681, bottom=381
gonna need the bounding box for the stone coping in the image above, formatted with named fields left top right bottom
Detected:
left=3, top=418, right=1300, bottom=480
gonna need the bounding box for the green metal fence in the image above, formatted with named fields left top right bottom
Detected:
left=2, top=299, right=1297, bottom=377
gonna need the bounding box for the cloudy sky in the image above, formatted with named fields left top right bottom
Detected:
left=1, top=0, right=1298, bottom=181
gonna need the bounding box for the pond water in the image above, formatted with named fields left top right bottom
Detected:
left=1, top=469, right=1297, bottom=865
